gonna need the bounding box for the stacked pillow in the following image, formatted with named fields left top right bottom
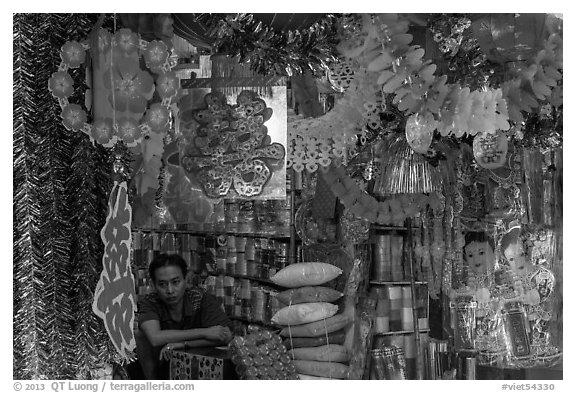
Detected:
left=270, top=262, right=352, bottom=379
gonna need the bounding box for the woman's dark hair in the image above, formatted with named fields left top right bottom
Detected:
left=148, top=253, right=188, bottom=283
left=464, top=231, right=495, bottom=251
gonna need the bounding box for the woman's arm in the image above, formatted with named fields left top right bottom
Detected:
left=158, top=339, right=229, bottom=361
left=140, top=319, right=232, bottom=348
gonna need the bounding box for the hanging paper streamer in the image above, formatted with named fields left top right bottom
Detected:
left=288, top=68, right=379, bottom=173
left=92, top=181, right=137, bottom=359
left=327, top=57, right=357, bottom=93
left=320, top=164, right=443, bottom=226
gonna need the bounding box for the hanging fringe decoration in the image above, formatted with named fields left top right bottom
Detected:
left=373, top=134, right=444, bottom=195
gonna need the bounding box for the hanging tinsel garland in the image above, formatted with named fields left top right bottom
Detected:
left=13, top=14, right=42, bottom=378
left=199, top=13, right=340, bottom=76
left=14, top=13, right=125, bottom=380
left=13, top=13, right=75, bottom=379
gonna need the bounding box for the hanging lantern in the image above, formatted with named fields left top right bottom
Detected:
left=473, top=130, right=509, bottom=169
left=405, top=112, right=437, bottom=155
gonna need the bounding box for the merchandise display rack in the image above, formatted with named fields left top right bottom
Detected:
left=365, top=218, right=428, bottom=380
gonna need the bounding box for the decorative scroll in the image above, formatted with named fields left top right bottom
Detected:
left=179, top=89, right=286, bottom=199
left=92, top=181, right=137, bottom=358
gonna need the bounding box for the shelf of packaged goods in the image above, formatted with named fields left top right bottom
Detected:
left=369, top=281, right=428, bottom=285
left=133, top=227, right=293, bottom=240
left=373, top=329, right=431, bottom=336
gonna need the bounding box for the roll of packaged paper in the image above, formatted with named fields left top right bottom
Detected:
left=370, top=346, right=407, bottom=380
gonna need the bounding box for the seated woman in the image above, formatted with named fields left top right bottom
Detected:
left=136, top=253, right=234, bottom=379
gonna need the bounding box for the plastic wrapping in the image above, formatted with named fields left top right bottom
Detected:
left=370, top=346, right=407, bottom=380
left=229, top=329, right=299, bottom=380
left=347, top=298, right=374, bottom=380
left=271, top=302, right=339, bottom=326
left=450, top=293, right=477, bottom=351
left=270, top=262, right=342, bottom=288
left=276, top=286, right=343, bottom=305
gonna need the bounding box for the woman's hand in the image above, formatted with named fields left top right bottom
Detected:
left=203, top=326, right=233, bottom=343
left=159, top=342, right=185, bottom=361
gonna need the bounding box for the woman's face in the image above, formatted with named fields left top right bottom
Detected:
left=465, top=240, right=495, bottom=275
left=504, top=241, right=532, bottom=277
left=152, top=265, right=186, bottom=307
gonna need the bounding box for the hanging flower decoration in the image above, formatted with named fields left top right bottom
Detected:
left=116, top=118, right=142, bottom=146
left=96, top=29, right=113, bottom=53
left=103, top=57, right=155, bottom=114
left=144, top=103, right=170, bottom=133
left=142, top=40, right=170, bottom=73
left=60, top=40, right=86, bottom=69
left=61, top=104, right=88, bottom=132
left=113, top=28, right=140, bottom=55
left=155, top=71, right=180, bottom=99
left=92, top=118, right=116, bottom=147
left=48, top=27, right=180, bottom=150
left=48, top=71, right=75, bottom=99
